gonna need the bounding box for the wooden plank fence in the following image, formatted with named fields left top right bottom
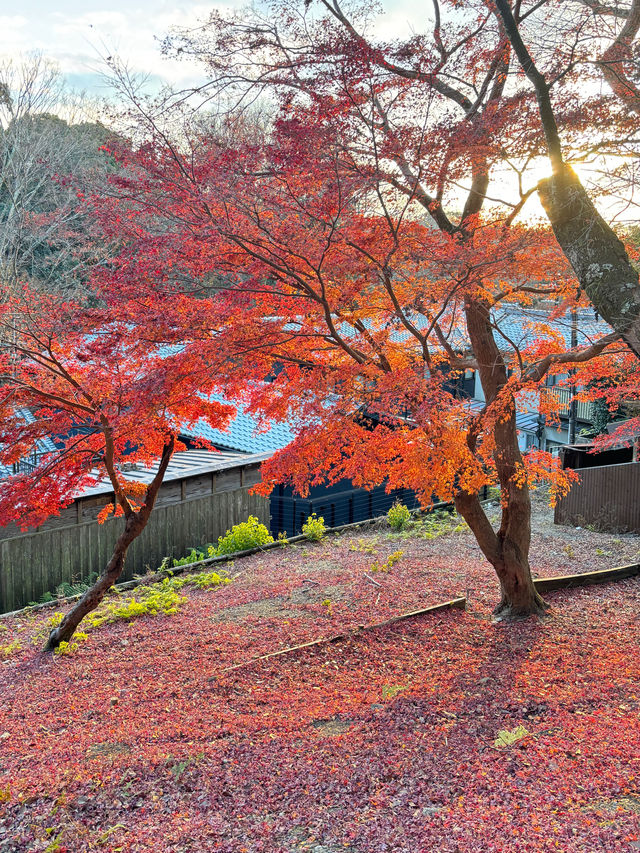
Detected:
left=555, top=461, right=640, bottom=533
left=0, top=457, right=270, bottom=613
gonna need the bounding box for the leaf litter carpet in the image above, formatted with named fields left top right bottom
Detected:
left=0, top=504, right=639, bottom=852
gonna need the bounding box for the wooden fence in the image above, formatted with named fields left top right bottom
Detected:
left=0, top=455, right=270, bottom=614
left=555, top=461, right=640, bottom=532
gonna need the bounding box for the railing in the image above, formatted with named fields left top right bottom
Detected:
left=542, top=387, right=594, bottom=422
left=11, top=452, right=45, bottom=475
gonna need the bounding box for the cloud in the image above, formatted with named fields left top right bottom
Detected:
left=0, top=15, right=30, bottom=55
left=0, top=3, right=241, bottom=95
left=0, top=0, right=427, bottom=99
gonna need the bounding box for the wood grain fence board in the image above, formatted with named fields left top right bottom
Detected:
left=555, top=462, right=640, bottom=532
left=0, top=459, right=269, bottom=613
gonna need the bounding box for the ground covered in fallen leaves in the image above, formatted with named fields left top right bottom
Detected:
left=1, top=501, right=639, bottom=852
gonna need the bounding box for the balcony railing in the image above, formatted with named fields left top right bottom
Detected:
left=11, top=451, right=46, bottom=476
left=542, top=387, right=594, bottom=422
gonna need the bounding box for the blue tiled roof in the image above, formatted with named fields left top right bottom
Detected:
left=385, top=307, right=610, bottom=351
left=491, top=308, right=610, bottom=350
left=180, top=394, right=297, bottom=455
left=0, top=407, right=59, bottom=479
left=466, top=398, right=540, bottom=433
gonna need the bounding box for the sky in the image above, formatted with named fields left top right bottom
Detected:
left=0, top=2, right=232, bottom=95
left=0, top=0, right=420, bottom=97
left=0, top=1, right=622, bottom=223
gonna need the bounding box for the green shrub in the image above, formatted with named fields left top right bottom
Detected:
left=215, top=516, right=274, bottom=556
left=387, top=501, right=412, bottom=531
left=56, top=572, right=98, bottom=599
left=54, top=631, right=88, bottom=656
left=494, top=725, right=530, bottom=748
left=172, top=545, right=210, bottom=569
left=415, top=510, right=466, bottom=539
left=0, top=639, right=22, bottom=657
left=302, top=513, right=327, bottom=541
left=27, top=572, right=99, bottom=607
left=172, top=548, right=206, bottom=568
left=41, top=568, right=232, bottom=654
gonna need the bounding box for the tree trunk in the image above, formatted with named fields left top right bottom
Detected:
left=494, top=0, right=640, bottom=358
left=539, top=165, right=640, bottom=359
left=45, top=436, right=175, bottom=652
left=491, top=544, right=547, bottom=621
left=460, top=298, right=547, bottom=619
left=455, top=489, right=546, bottom=620
left=46, top=514, right=143, bottom=650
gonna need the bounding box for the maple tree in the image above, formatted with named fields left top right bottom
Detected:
left=89, top=0, right=637, bottom=620
left=161, top=0, right=640, bottom=350
left=0, top=287, right=233, bottom=648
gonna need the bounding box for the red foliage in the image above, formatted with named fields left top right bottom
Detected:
left=87, top=97, right=629, bottom=615
left=0, top=519, right=638, bottom=851
left=0, top=286, right=233, bottom=529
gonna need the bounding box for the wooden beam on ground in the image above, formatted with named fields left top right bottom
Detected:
left=217, top=597, right=466, bottom=676
left=534, top=563, right=640, bottom=593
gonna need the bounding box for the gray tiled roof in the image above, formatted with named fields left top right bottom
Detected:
left=386, top=307, right=610, bottom=351
left=180, top=394, right=296, bottom=454
left=77, top=449, right=270, bottom=498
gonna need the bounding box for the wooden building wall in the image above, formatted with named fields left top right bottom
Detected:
left=0, top=459, right=269, bottom=613
left=555, top=461, right=640, bottom=533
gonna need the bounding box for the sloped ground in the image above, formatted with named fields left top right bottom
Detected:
left=0, top=500, right=639, bottom=852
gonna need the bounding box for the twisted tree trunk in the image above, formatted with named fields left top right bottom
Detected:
left=458, top=298, right=546, bottom=619
left=455, top=488, right=546, bottom=620
left=46, top=437, right=175, bottom=651
left=46, top=514, right=145, bottom=649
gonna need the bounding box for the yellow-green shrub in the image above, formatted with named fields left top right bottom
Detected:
left=302, top=514, right=327, bottom=541
left=215, top=516, right=274, bottom=555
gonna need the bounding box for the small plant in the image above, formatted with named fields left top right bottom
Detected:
left=371, top=549, right=404, bottom=572
left=26, top=572, right=100, bottom=607
left=56, top=572, right=99, bottom=599
left=494, top=725, right=530, bottom=748
left=172, top=548, right=206, bottom=567
left=349, top=538, right=378, bottom=554
left=321, top=598, right=333, bottom=614
left=167, top=571, right=230, bottom=591
left=0, top=639, right=21, bottom=657
left=165, top=751, right=205, bottom=781
left=38, top=561, right=232, bottom=652
left=55, top=631, right=88, bottom=657
left=562, top=544, right=575, bottom=559
left=409, top=510, right=467, bottom=541
left=277, top=531, right=289, bottom=545
left=86, top=585, right=185, bottom=629
left=54, top=631, right=88, bottom=656
left=381, top=684, right=407, bottom=700
left=302, top=513, right=327, bottom=542
left=216, top=516, right=274, bottom=555
left=595, top=547, right=611, bottom=557
left=43, top=831, right=65, bottom=853
left=387, top=501, right=411, bottom=531
left=47, top=612, right=64, bottom=628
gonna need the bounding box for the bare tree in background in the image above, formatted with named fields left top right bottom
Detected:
left=0, top=54, right=112, bottom=296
